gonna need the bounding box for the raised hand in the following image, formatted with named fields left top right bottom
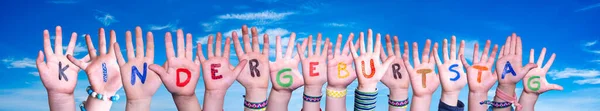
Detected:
left=67, top=28, right=122, bottom=111
left=460, top=40, right=499, bottom=111
left=148, top=29, right=201, bottom=111
left=198, top=32, right=248, bottom=111
left=433, top=36, right=467, bottom=106
left=267, top=33, right=304, bottom=111
left=403, top=39, right=438, bottom=111
left=495, top=33, right=537, bottom=85
left=379, top=35, right=410, bottom=102
left=233, top=25, right=270, bottom=103
left=327, top=34, right=358, bottom=90
left=518, top=48, right=563, bottom=111
left=297, top=33, right=330, bottom=111
left=349, top=29, right=395, bottom=91
left=113, top=27, right=161, bottom=111
left=37, top=26, right=88, bottom=111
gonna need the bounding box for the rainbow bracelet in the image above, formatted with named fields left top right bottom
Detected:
left=243, top=95, right=268, bottom=110
left=86, top=86, right=120, bottom=101
left=388, top=95, right=409, bottom=108
left=480, top=100, right=512, bottom=108
left=303, top=94, right=323, bottom=102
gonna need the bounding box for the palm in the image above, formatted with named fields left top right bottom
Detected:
left=465, top=63, right=496, bottom=93
left=233, top=26, right=270, bottom=90
left=327, top=56, right=356, bottom=87
left=269, top=33, right=304, bottom=91
left=380, top=36, right=410, bottom=89
left=459, top=40, right=499, bottom=93
left=297, top=34, right=329, bottom=87
left=495, top=33, right=535, bottom=84
left=522, top=48, right=563, bottom=94
left=404, top=40, right=439, bottom=96
left=198, top=34, right=247, bottom=91
left=433, top=37, right=467, bottom=93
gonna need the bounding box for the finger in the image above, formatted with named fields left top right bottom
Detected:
left=322, top=38, right=330, bottom=56
left=186, top=33, right=193, bottom=60
left=36, top=50, right=48, bottom=73
left=334, top=34, right=343, bottom=56
left=207, top=35, right=214, bottom=58
left=374, top=33, right=382, bottom=55
left=521, top=63, right=538, bottom=75
left=403, top=41, right=409, bottom=59
left=98, top=28, right=107, bottom=54
left=433, top=42, right=442, bottom=67
left=547, top=84, right=564, bottom=91
left=349, top=41, right=359, bottom=58
left=460, top=54, right=470, bottom=68
left=285, top=33, right=296, bottom=59
left=79, top=54, right=90, bottom=63
left=126, top=31, right=135, bottom=59
left=380, top=45, right=388, bottom=60
left=503, top=35, right=511, bottom=55
left=402, top=52, right=414, bottom=71
left=65, top=32, right=77, bottom=56
left=215, top=32, right=223, bottom=57
left=412, top=42, right=421, bottom=66
left=510, top=33, right=517, bottom=55
left=176, top=29, right=185, bottom=58
left=242, top=25, right=252, bottom=53
left=341, top=33, right=354, bottom=56
left=135, top=26, right=144, bottom=58
left=473, top=42, right=480, bottom=64
left=385, top=34, right=394, bottom=57
left=297, top=39, right=308, bottom=60
left=67, top=54, right=88, bottom=69
left=84, top=34, right=97, bottom=59
left=165, top=32, right=175, bottom=58
left=450, top=36, right=457, bottom=60
left=316, top=33, right=322, bottom=56
left=537, top=48, right=547, bottom=67
left=194, top=55, right=201, bottom=65
left=499, top=46, right=505, bottom=58
left=146, top=32, right=155, bottom=59
left=308, top=35, right=314, bottom=56
left=394, top=37, right=401, bottom=56
left=149, top=64, right=168, bottom=78
left=251, top=27, right=260, bottom=52
left=543, top=53, right=556, bottom=71
left=458, top=40, right=465, bottom=62
left=442, top=38, right=449, bottom=62
left=107, top=30, right=117, bottom=55
left=55, top=26, right=63, bottom=55
left=43, top=30, right=54, bottom=57
left=232, top=31, right=245, bottom=56
left=378, top=56, right=396, bottom=79
left=114, top=43, right=126, bottom=66
left=429, top=47, right=435, bottom=65
left=529, top=49, right=535, bottom=63
left=232, top=59, right=249, bottom=78
left=422, top=39, right=431, bottom=63
left=367, top=29, right=373, bottom=53
left=359, top=32, right=366, bottom=54
left=276, top=35, right=282, bottom=59
left=197, top=43, right=207, bottom=63
left=516, top=36, right=522, bottom=55
left=328, top=43, right=334, bottom=60
left=480, top=40, right=491, bottom=63
left=224, top=37, right=232, bottom=59
left=263, top=34, right=270, bottom=56
left=487, top=45, right=499, bottom=66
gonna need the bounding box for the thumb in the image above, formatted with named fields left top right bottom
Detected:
left=149, top=64, right=168, bottom=78
left=67, top=54, right=88, bottom=69
left=376, top=56, right=396, bottom=80
left=521, top=63, right=538, bottom=75
left=547, top=83, right=564, bottom=91
left=232, top=59, right=249, bottom=79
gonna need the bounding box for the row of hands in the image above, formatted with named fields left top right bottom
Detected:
left=37, top=25, right=562, bottom=111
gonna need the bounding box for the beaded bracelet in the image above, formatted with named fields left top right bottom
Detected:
left=86, top=86, right=120, bottom=101
left=354, top=88, right=378, bottom=111
left=303, top=94, right=323, bottom=102
left=388, top=95, right=409, bottom=108
left=243, top=95, right=268, bottom=110
left=79, top=101, right=87, bottom=111
left=326, top=88, right=347, bottom=98
left=480, top=100, right=512, bottom=108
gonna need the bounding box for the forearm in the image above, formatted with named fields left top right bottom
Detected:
left=172, top=94, right=201, bottom=111
left=303, top=85, right=323, bottom=111
left=84, top=95, right=113, bottom=111
left=441, top=91, right=460, bottom=106
left=244, top=88, right=268, bottom=111
left=468, top=92, right=487, bottom=111
left=47, top=92, right=76, bottom=111
left=409, top=95, right=432, bottom=111
left=493, top=84, right=516, bottom=111
left=518, top=92, right=539, bottom=111
left=325, top=85, right=347, bottom=111
left=266, top=89, right=292, bottom=111
left=388, top=89, right=408, bottom=111
left=126, top=98, right=151, bottom=111
left=203, top=90, right=226, bottom=111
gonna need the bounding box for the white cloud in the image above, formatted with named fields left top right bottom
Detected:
left=299, top=0, right=327, bottom=14
left=323, top=22, right=348, bottom=27
left=28, top=72, right=39, bottom=76
left=575, top=3, right=600, bottom=12
left=2, top=58, right=36, bottom=69
left=462, top=40, right=478, bottom=61
left=575, top=78, right=600, bottom=84
left=94, top=10, right=118, bottom=26
left=63, top=43, right=87, bottom=56
left=583, top=40, right=600, bottom=54
left=585, top=40, right=597, bottom=47
left=218, top=11, right=295, bottom=21
left=549, top=68, right=600, bottom=80
left=47, top=0, right=78, bottom=4
left=149, top=20, right=180, bottom=32
left=201, top=20, right=221, bottom=32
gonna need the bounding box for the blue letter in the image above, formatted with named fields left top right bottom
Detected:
left=501, top=61, right=516, bottom=79
left=131, top=63, right=148, bottom=85
left=449, top=64, right=460, bottom=81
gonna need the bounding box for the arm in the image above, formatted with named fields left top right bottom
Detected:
left=233, top=25, right=270, bottom=111
left=267, top=33, right=305, bottom=111
left=458, top=39, right=499, bottom=111
left=326, top=33, right=358, bottom=111
left=297, top=33, right=330, bottom=111
left=518, top=48, right=564, bottom=111
left=403, top=39, right=439, bottom=111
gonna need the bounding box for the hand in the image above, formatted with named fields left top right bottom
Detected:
left=403, top=39, right=439, bottom=97
left=349, top=29, right=395, bottom=91
left=433, top=36, right=467, bottom=93
left=114, top=27, right=161, bottom=102
left=38, top=26, right=88, bottom=95
left=495, top=33, right=537, bottom=85
left=460, top=40, right=499, bottom=93
left=297, top=33, right=329, bottom=90
left=379, top=35, right=410, bottom=91
left=327, top=33, right=358, bottom=90
left=522, top=48, right=563, bottom=94
left=269, top=33, right=304, bottom=91
left=232, top=26, right=270, bottom=103
left=198, top=32, right=247, bottom=91
left=149, top=30, right=200, bottom=96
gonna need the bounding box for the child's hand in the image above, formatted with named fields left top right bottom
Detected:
left=495, top=33, right=537, bottom=85
left=522, top=48, right=563, bottom=94
left=270, top=33, right=304, bottom=91
left=297, top=33, right=329, bottom=91
left=434, top=36, right=467, bottom=94
left=327, top=33, right=358, bottom=90
left=349, top=29, right=395, bottom=91
left=403, top=39, right=439, bottom=97
left=380, top=35, right=410, bottom=91
left=460, top=40, right=499, bottom=93
left=198, top=32, right=247, bottom=92
left=233, top=26, right=270, bottom=96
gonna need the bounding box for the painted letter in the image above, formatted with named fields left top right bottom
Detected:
left=102, top=63, right=107, bottom=82
left=416, top=69, right=432, bottom=88
left=337, top=62, right=349, bottom=78
left=449, top=64, right=460, bottom=81
left=392, top=63, right=401, bottom=79
left=276, top=68, right=293, bottom=88
left=249, top=59, right=260, bottom=77
left=176, top=68, right=191, bottom=87
left=58, top=62, right=69, bottom=81
left=501, top=61, right=516, bottom=79
left=472, top=65, right=489, bottom=83
left=309, top=62, right=319, bottom=76
left=130, top=63, right=148, bottom=85
left=527, top=76, right=541, bottom=91
left=211, top=64, right=223, bottom=80
left=361, top=59, right=376, bottom=78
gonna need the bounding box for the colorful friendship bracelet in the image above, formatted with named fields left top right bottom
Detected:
left=495, top=89, right=522, bottom=110
left=243, top=95, right=268, bottom=110
left=86, top=86, right=120, bottom=101
left=79, top=101, right=87, bottom=111
left=354, top=88, right=378, bottom=111
left=480, top=100, right=513, bottom=108
left=387, top=95, right=409, bottom=108
left=326, top=88, right=347, bottom=98
left=303, top=94, right=323, bottom=102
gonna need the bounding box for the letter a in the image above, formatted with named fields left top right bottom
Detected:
left=176, top=68, right=191, bottom=87
left=501, top=61, right=516, bottom=79
left=249, top=59, right=260, bottom=77
left=309, top=62, right=319, bottom=76
left=131, top=63, right=148, bottom=85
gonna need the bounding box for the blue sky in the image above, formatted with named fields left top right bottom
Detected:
left=1, top=0, right=600, bottom=110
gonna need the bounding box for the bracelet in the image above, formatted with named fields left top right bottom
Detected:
left=86, top=86, right=120, bottom=101
left=79, top=101, right=87, bottom=111
left=388, top=95, right=409, bottom=108
left=326, top=88, right=347, bottom=98
left=480, top=100, right=512, bottom=108
left=243, top=95, right=268, bottom=110
left=303, top=94, right=323, bottom=102
left=354, top=88, right=378, bottom=111
left=495, top=89, right=522, bottom=110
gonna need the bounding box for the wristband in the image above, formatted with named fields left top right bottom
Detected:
left=495, top=89, right=522, bottom=110
left=354, top=88, right=378, bottom=111
left=480, top=100, right=512, bottom=108
left=86, top=86, right=120, bottom=101
left=303, top=94, right=323, bottom=102
left=387, top=95, right=409, bottom=108
left=243, top=95, right=268, bottom=110
left=326, top=88, right=347, bottom=98
left=79, top=101, right=87, bottom=111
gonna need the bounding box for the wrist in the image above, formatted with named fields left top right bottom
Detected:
left=304, top=85, right=323, bottom=96
left=126, top=98, right=151, bottom=111
left=358, top=84, right=377, bottom=92
left=245, top=88, right=268, bottom=102
left=441, top=91, right=461, bottom=106
left=496, top=84, right=516, bottom=97
left=326, top=85, right=348, bottom=91
left=47, top=92, right=76, bottom=111
left=84, top=95, right=113, bottom=111
left=388, top=88, right=409, bottom=100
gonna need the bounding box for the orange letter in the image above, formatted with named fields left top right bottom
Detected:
left=361, top=59, right=376, bottom=78
left=416, top=69, right=432, bottom=88
left=472, top=65, right=489, bottom=83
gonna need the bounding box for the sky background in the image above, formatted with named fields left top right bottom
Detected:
left=1, top=0, right=600, bottom=110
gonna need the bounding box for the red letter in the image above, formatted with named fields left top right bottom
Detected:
left=473, top=65, right=489, bottom=83
left=176, top=68, right=191, bottom=87
left=211, top=64, right=223, bottom=79
left=309, top=62, right=319, bottom=76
